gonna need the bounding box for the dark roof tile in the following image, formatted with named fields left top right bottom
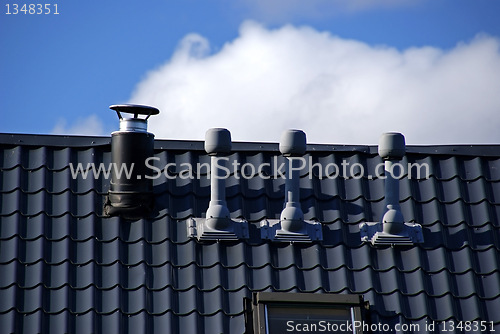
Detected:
left=484, top=298, right=500, bottom=322
left=485, top=158, right=500, bottom=181
left=21, top=311, right=44, bottom=334
left=97, top=311, right=121, bottom=333
left=0, top=285, right=16, bottom=313
left=479, top=271, right=500, bottom=299
left=397, top=247, right=423, bottom=271
left=449, top=247, right=474, bottom=273
left=425, top=270, right=449, bottom=296
left=376, top=269, right=399, bottom=293
left=468, top=201, right=496, bottom=226
left=461, top=157, right=485, bottom=181
left=96, top=263, right=119, bottom=288
left=98, top=287, right=121, bottom=314
left=439, top=178, right=462, bottom=203
left=474, top=247, right=500, bottom=274
left=429, top=294, right=455, bottom=320
left=348, top=266, right=375, bottom=293
left=400, top=270, right=425, bottom=295
left=325, top=267, right=350, bottom=293
left=404, top=292, right=429, bottom=319
left=452, top=271, right=477, bottom=297
left=422, top=248, right=447, bottom=272
left=418, top=199, right=442, bottom=226
left=433, top=156, right=459, bottom=181
left=413, top=178, right=438, bottom=203
left=456, top=295, right=483, bottom=320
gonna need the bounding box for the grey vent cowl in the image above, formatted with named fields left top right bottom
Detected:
left=280, top=129, right=307, bottom=157
left=378, top=132, right=405, bottom=160
left=205, top=128, right=232, bottom=156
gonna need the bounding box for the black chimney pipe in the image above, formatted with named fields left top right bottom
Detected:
left=104, top=104, right=159, bottom=219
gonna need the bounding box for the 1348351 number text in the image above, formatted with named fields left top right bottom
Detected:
left=5, top=4, right=59, bottom=15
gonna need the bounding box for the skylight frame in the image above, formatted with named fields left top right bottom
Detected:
left=247, top=292, right=366, bottom=334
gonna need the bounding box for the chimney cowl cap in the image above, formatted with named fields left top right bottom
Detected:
left=205, top=128, right=232, bottom=155
left=280, top=129, right=306, bottom=156
left=379, top=132, right=405, bottom=160
left=110, top=104, right=160, bottom=117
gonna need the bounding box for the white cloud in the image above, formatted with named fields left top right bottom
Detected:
left=129, top=22, right=500, bottom=145
left=52, top=114, right=106, bottom=136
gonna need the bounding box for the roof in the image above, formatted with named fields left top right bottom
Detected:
left=1, top=133, right=500, bottom=333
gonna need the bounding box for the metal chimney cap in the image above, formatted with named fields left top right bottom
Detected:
left=110, top=104, right=160, bottom=118
left=378, top=132, right=406, bottom=160
left=110, top=104, right=160, bottom=133
left=205, top=128, right=232, bottom=155
left=280, top=129, right=306, bottom=156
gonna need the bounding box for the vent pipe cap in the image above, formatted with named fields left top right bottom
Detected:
left=205, top=128, right=232, bottom=155
left=378, top=132, right=405, bottom=160
left=110, top=104, right=159, bottom=133
left=280, top=129, right=306, bottom=157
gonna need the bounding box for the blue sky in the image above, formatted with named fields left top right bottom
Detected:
left=1, top=0, right=500, bottom=144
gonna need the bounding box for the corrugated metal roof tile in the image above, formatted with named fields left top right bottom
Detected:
left=20, top=311, right=43, bottom=334
left=414, top=178, right=438, bottom=203
left=452, top=271, right=477, bottom=297
left=461, top=157, right=485, bottom=181
left=439, top=178, right=462, bottom=203
left=456, top=295, right=483, bottom=320
left=479, top=271, right=500, bottom=299
left=418, top=198, right=441, bottom=226
left=485, top=158, right=500, bottom=181
left=422, top=248, right=447, bottom=272
left=468, top=201, right=495, bottom=226
left=425, top=270, right=449, bottom=296
left=449, top=247, right=474, bottom=273
left=434, top=156, right=459, bottom=181
left=404, top=292, right=429, bottom=319
left=248, top=266, right=273, bottom=290
left=0, top=286, right=16, bottom=313
left=484, top=298, right=500, bottom=322
left=400, top=270, right=425, bottom=295
left=325, top=266, right=350, bottom=293
left=474, top=247, right=500, bottom=274
left=397, top=247, right=422, bottom=271
left=429, top=293, right=455, bottom=320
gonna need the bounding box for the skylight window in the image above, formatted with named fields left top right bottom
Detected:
left=246, top=292, right=367, bottom=334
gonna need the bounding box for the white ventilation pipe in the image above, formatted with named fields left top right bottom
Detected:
left=279, top=129, right=307, bottom=232
left=205, top=128, right=232, bottom=230
left=379, top=132, right=406, bottom=234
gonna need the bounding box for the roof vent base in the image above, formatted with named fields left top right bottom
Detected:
left=261, top=219, right=322, bottom=242
left=104, top=192, right=154, bottom=220
left=187, top=217, right=249, bottom=241
left=360, top=221, right=423, bottom=246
